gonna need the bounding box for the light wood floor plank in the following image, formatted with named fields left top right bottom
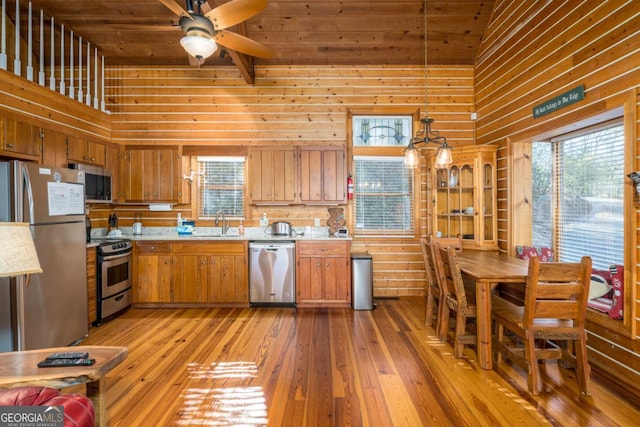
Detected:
left=76, top=298, right=640, bottom=426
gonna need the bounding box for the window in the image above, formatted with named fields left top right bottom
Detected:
left=197, top=156, right=245, bottom=219
left=352, top=116, right=412, bottom=146
left=353, top=156, right=414, bottom=237
left=350, top=114, right=416, bottom=237
left=532, top=120, right=624, bottom=269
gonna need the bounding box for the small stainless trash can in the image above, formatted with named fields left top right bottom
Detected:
left=351, top=252, right=374, bottom=310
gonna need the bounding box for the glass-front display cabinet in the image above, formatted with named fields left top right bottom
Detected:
left=426, top=145, right=497, bottom=250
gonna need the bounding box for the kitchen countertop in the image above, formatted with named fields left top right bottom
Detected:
left=90, top=226, right=351, bottom=242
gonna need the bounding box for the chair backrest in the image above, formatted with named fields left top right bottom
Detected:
left=523, top=256, right=592, bottom=329
left=433, top=235, right=463, bottom=252
left=420, top=237, right=437, bottom=289
left=437, top=244, right=471, bottom=309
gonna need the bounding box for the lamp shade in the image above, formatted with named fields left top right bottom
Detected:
left=404, top=143, right=419, bottom=168
left=0, top=222, right=42, bottom=277
left=180, top=35, right=217, bottom=59
left=434, top=145, right=453, bottom=169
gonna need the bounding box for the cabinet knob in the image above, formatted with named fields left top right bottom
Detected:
left=201, top=260, right=207, bottom=265
left=211, top=260, right=216, bottom=265
left=90, top=157, right=95, bottom=161
left=150, top=246, right=156, bottom=251
left=7, top=143, right=14, bottom=148
left=163, top=260, right=169, bottom=264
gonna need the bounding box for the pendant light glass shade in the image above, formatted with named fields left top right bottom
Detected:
left=180, top=35, right=217, bottom=59
left=404, top=142, right=419, bottom=168
left=434, top=144, right=453, bottom=169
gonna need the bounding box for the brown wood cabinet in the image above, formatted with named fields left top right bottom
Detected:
left=248, top=147, right=297, bottom=204
left=248, top=146, right=347, bottom=205
left=86, top=246, right=97, bottom=326
left=426, top=145, right=498, bottom=250
left=121, top=146, right=181, bottom=203
left=134, top=241, right=248, bottom=305
left=0, top=117, right=42, bottom=160
left=67, top=136, right=106, bottom=166
left=296, top=240, right=351, bottom=307
left=134, top=242, right=172, bottom=303
left=41, top=129, right=70, bottom=167
left=299, top=147, right=347, bottom=204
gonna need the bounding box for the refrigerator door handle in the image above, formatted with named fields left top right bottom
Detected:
left=21, top=164, right=35, bottom=224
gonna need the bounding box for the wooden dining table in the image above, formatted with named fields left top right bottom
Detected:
left=455, top=251, right=529, bottom=369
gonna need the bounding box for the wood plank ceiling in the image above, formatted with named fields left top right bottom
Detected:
left=8, top=0, right=495, bottom=69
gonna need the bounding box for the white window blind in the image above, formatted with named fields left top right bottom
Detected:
left=353, top=156, right=414, bottom=237
left=532, top=120, right=624, bottom=270
left=197, top=156, right=245, bottom=219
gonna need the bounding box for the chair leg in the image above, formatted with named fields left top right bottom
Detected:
left=426, top=291, right=435, bottom=326
left=495, top=323, right=504, bottom=364
left=574, top=334, right=591, bottom=396
left=439, top=305, right=450, bottom=342
left=524, top=335, right=540, bottom=395
left=434, top=296, right=442, bottom=340
left=454, top=313, right=466, bottom=358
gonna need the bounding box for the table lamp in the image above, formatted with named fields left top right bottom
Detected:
left=0, top=222, right=42, bottom=350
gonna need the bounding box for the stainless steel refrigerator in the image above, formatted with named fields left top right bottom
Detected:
left=0, top=160, right=88, bottom=351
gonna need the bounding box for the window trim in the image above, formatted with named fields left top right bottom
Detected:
left=347, top=109, right=423, bottom=239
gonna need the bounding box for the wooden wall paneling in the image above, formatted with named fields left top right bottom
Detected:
left=475, top=0, right=640, bottom=397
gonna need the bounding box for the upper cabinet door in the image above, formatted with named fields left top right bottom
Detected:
left=1, top=117, right=42, bottom=159
left=248, top=147, right=297, bottom=204
left=299, top=147, right=347, bottom=205
left=121, top=147, right=180, bottom=203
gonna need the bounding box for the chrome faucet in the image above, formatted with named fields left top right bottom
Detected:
left=215, top=210, right=230, bottom=235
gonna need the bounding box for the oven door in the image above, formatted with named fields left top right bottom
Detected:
left=100, top=252, right=131, bottom=298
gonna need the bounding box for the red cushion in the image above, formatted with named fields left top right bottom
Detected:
left=516, top=246, right=538, bottom=260
left=587, top=297, right=613, bottom=313
left=0, top=387, right=95, bottom=427
left=539, top=247, right=554, bottom=262
left=608, top=264, right=624, bottom=319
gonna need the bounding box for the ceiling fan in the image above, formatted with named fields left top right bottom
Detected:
left=159, top=0, right=273, bottom=66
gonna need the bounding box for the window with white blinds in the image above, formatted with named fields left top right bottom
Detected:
left=353, top=156, right=414, bottom=237
left=532, top=120, right=624, bottom=270
left=197, top=156, right=245, bottom=219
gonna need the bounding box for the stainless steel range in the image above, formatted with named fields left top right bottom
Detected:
left=95, top=239, right=132, bottom=325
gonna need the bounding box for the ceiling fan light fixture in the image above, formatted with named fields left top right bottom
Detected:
left=180, top=35, right=218, bottom=59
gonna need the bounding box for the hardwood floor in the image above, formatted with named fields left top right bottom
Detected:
left=79, top=297, right=639, bottom=426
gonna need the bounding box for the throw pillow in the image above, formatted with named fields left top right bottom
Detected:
left=608, top=264, right=624, bottom=319
left=539, top=247, right=554, bottom=262
left=516, top=246, right=538, bottom=260
left=589, top=274, right=613, bottom=300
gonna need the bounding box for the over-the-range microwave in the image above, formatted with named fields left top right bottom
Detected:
left=69, top=163, right=112, bottom=203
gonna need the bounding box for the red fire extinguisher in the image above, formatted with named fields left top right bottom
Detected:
left=347, top=174, right=354, bottom=200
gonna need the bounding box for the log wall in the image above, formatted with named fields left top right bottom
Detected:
left=474, top=0, right=640, bottom=397
left=105, top=64, right=475, bottom=297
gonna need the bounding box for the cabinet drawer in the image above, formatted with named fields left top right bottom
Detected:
left=136, top=242, right=171, bottom=253
left=297, top=241, right=348, bottom=256
left=172, top=242, right=246, bottom=254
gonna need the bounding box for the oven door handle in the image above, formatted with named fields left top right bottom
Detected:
left=101, top=252, right=132, bottom=262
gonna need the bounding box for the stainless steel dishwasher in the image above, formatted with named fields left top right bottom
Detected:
left=249, top=241, right=296, bottom=306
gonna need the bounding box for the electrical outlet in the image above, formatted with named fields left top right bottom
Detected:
left=314, top=218, right=321, bottom=227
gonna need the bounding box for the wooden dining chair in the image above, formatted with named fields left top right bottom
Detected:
left=434, top=243, right=477, bottom=357
left=433, top=234, right=463, bottom=252
left=421, top=237, right=442, bottom=332
left=492, top=256, right=592, bottom=395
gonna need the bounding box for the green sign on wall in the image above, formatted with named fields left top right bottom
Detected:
left=533, top=85, right=585, bottom=119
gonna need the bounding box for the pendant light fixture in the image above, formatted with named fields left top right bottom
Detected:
left=404, top=0, right=453, bottom=169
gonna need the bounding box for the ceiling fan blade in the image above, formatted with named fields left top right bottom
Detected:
left=158, top=0, right=196, bottom=21
left=206, top=0, right=267, bottom=30
left=215, top=30, right=273, bottom=58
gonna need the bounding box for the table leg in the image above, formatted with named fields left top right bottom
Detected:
left=86, top=377, right=106, bottom=427
left=476, top=279, right=492, bottom=369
